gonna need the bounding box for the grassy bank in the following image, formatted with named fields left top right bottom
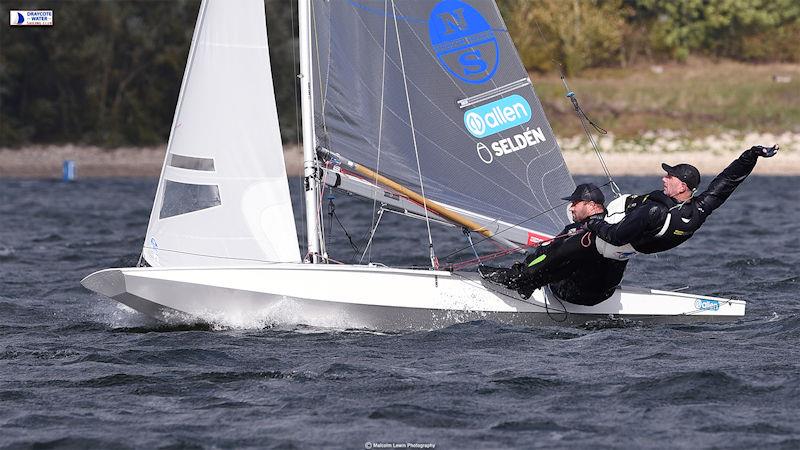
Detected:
left=534, top=59, right=800, bottom=138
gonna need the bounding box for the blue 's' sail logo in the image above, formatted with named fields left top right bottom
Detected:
left=428, top=0, right=498, bottom=84
left=464, top=95, right=531, bottom=138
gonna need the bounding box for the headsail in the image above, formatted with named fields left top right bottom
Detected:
left=142, top=0, right=300, bottom=266
left=311, top=0, right=575, bottom=246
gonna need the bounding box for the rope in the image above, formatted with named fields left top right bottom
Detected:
left=140, top=245, right=289, bottom=265
left=530, top=12, right=621, bottom=197
left=327, top=195, right=362, bottom=260
left=544, top=286, right=569, bottom=323
left=391, top=0, right=436, bottom=269
left=448, top=245, right=522, bottom=271
left=581, top=231, right=592, bottom=248
left=451, top=272, right=569, bottom=321
left=447, top=224, right=589, bottom=271
left=560, top=71, right=621, bottom=197
left=449, top=218, right=604, bottom=270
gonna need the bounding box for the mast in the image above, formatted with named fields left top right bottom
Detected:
left=298, top=0, right=322, bottom=263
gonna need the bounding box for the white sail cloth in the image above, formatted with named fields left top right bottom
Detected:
left=142, top=0, right=300, bottom=266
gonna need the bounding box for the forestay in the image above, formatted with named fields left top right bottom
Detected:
left=311, top=0, right=575, bottom=243
left=142, top=0, right=300, bottom=267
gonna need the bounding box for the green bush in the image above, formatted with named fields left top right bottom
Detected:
left=501, top=0, right=626, bottom=75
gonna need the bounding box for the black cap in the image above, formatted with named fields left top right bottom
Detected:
left=561, top=183, right=605, bottom=204
left=661, top=163, right=700, bottom=190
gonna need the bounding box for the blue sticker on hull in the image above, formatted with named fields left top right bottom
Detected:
left=428, top=0, right=498, bottom=84
left=695, top=299, right=720, bottom=311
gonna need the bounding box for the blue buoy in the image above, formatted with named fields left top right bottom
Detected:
left=62, top=160, right=76, bottom=181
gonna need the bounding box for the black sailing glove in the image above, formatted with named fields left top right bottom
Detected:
left=749, top=144, right=779, bottom=158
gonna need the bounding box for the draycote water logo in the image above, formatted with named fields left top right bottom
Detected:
left=428, top=0, right=498, bottom=84
left=464, top=94, right=531, bottom=138
left=9, top=10, right=53, bottom=26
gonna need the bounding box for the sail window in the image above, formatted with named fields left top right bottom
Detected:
left=168, top=154, right=215, bottom=171
left=159, top=180, right=221, bottom=219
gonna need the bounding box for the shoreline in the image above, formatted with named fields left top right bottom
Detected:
left=0, top=143, right=797, bottom=178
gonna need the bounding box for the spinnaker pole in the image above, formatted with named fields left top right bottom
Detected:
left=299, top=0, right=322, bottom=262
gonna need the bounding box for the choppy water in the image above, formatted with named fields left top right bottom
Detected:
left=1, top=175, right=798, bottom=449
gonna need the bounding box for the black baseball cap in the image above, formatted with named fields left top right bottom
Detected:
left=561, top=183, right=605, bottom=204
left=661, top=163, right=700, bottom=190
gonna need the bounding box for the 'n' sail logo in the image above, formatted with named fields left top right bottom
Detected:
left=428, top=0, right=499, bottom=84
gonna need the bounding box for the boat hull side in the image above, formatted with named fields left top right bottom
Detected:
left=81, top=265, right=745, bottom=330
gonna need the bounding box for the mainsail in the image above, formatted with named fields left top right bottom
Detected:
left=142, top=0, right=300, bottom=266
left=311, top=0, right=575, bottom=245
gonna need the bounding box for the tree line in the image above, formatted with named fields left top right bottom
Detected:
left=1, top=0, right=797, bottom=147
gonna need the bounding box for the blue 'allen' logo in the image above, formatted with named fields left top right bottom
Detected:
left=695, top=298, right=720, bottom=311
left=463, top=95, right=531, bottom=138
left=428, top=0, right=498, bottom=84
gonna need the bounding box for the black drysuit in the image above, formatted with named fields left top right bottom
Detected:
left=588, top=148, right=762, bottom=253
left=482, top=148, right=764, bottom=304
left=481, top=214, right=627, bottom=306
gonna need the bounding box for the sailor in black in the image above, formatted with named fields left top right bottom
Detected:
left=586, top=145, right=778, bottom=255
left=479, top=183, right=627, bottom=306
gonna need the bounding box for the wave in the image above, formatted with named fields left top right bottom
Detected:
left=618, top=369, right=779, bottom=403
left=367, top=403, right=470, bottom=428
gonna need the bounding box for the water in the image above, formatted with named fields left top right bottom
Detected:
left=1, top=176, right=798, bottom=448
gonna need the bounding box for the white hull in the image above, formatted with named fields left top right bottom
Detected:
left=82, top=264, right=745, bottom=330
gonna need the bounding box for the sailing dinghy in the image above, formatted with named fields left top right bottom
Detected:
left=82, top=0, right=744, bottom=329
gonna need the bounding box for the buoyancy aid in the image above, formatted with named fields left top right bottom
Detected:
left=595, top=195, right=639, bottom=260
left=632, top=191, right=706, bottom=253
left=595, top=191, right=706, bottom=258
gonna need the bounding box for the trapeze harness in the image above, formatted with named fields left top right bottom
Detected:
left=594, top=192, right=705, bottom=260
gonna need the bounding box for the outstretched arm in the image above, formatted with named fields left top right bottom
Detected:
left=696, top=145, right=778, bottom=214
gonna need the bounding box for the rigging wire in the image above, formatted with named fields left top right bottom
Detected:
left=359, top=207, right=385, bottom=263
left=310, top=0, right=328, bottom=137
left=366, top=0, right=390, bottom=264
left=289, top=0, right=307, bottom=257
left=463, top=228, right=480, bottom=260
left=391, top=0, right=437, bottom=270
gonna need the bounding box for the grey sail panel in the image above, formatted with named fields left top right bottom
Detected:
left=311, top=0, right=575, bottom=239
